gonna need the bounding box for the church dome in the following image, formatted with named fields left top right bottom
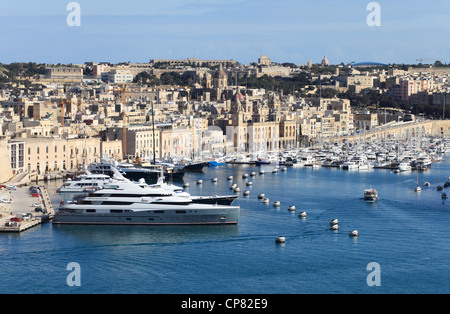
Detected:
left=214, top=63, right=227, bottom=78
left=321, top=56, right=330, bottom=66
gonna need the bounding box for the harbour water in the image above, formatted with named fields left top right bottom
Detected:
left=1, top=159, right=450, bottom=294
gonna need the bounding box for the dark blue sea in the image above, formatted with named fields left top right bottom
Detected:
left=2, top=158, right=450, bottom=294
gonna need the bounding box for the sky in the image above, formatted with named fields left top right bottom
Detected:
left=0, top=0, right=449, bottom=65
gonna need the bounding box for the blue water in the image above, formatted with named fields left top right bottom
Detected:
left=2, top=159, right=450, bottom=294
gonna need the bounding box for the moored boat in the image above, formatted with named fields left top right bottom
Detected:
left=53, top=177, right=240, bottom=225
left=364, top=188, right=379, bottom=202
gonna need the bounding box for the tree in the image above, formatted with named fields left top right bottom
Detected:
left=133, top=72, right=161, bottom=86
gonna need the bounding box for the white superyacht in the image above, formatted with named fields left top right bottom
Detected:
left=53, top=170, right=239, bottom=226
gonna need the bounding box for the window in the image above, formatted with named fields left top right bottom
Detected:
left=175, top=210, right=186, bottom=214
left=86, top=209, right=96, bottom=213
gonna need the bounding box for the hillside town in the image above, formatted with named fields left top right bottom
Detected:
left=1, top=56, right=450, bottom=184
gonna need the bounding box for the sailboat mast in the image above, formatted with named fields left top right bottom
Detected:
left=152, top=100, right=156, bottom=164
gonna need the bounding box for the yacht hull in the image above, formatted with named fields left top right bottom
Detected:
left=52, top=205, right=240, bottom=226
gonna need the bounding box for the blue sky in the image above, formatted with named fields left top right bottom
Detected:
left=1, top=0, right=449, bottom=65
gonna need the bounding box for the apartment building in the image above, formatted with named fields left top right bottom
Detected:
left=8, top=137, right=101, bottom=175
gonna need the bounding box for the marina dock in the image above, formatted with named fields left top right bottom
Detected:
left=0, top=185, right=54, bottom=232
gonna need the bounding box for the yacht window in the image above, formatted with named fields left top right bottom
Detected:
left=110, top=210, right=123, bottom=213
left=101, top=201, right=134, bottom=205
left=86, top=209, right=96, bottom=213
left=175, top=210, right=186, bottom=214
left=153, top=210, right=164, bottom=214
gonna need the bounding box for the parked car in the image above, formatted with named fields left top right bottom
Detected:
left=1, top=198, right=12, bottom=203
left=7, top=185, right=17, bottom=190
left=17, top=213, right=31, bottom=221
left=10, top=217, right=21, bottom=222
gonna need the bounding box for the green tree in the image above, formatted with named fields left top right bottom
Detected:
left=133, top=72, right=161, bottom=86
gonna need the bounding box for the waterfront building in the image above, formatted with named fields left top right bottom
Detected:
left=100, top=139, right=123, bottom=160
left=354, top=112, right=379, bottom=130
left=0, top=140, right=13, bottom=182
left=105, top=125, right=160, bottom=160
left=224, top=88, right=297, bottom=152
left=7, top=137, right=101, bottom=177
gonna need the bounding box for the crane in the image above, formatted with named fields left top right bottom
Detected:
left=416, top=57, right=436, bottom=64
